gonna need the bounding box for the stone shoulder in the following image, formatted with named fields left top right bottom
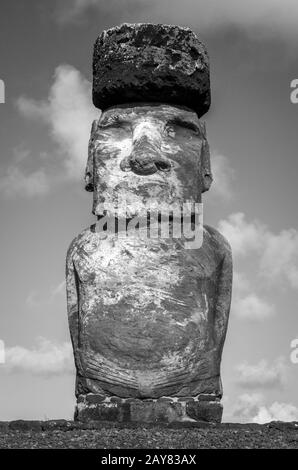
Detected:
left=203, top=225, right=232, bottom=259
left=66, top=226, right=96, bottom=264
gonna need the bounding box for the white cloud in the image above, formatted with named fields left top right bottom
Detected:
left=260, top=229, right=298, bottom=289
left=59, top=0, right=101, bottom=21
left=4, top=337, right=74, bottom=377
left=0, top=166, right=49, bottom=198
left=236, top=358, right=287, bottom=390
left=51, top=280, right=66, bottom=298
left=229, top=393, right=263, bottom=422
left=58, top=0, right=298, bottom=44
left=218, top=212, right=267, bottom=257
left=12, top=146, right=31, bottom=164
left=233, top=293, right=275, bottom=321
left=219, top=212, right=298, bottom=290
left=17, top=64, right=99, bottom=180
left=253, top=402, right=298, bottom=424
left=231, top=270, right=274, bottom=321
left=209, top=153, right=234, bottom=201
left=228, top=393, right=298, bottom=423
left=25, top=291, right=41, bottom=308
left=58, top=0, right=148, bottom=23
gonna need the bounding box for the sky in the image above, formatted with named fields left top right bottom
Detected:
left=0, top=0, right=298, bottom=423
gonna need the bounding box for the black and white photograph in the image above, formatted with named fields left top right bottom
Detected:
left=0, top=0, right=298, bottom=457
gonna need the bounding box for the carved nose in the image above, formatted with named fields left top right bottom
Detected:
left=129, top=156, right=158, bottom=175
left=120, top=154, right=171, bottom=175
left=120, top=124, right=171, bottom=175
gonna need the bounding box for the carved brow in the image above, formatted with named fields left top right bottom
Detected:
left=167, top=117, right=201, bottom=134
left=99, top=114, right=129, bottom=128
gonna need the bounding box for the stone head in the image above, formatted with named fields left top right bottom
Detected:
left=85, top=23, right=212, bottom=217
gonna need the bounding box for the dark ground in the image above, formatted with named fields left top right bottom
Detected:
left=0, top=420, right=298, bottom=448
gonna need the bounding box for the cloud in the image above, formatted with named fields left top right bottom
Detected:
left=3, top=337, right=74, bottom=377
left=233, top=293, right=275, bottom=321
left=17, top=64, right=98, bottom=180
left=59, top=0, right=103, bottom=21
left=236, top=358, right=287, bottom=390
left=25, top=291, right=41, bottom=308
left=260, top=229, right=298, bottom=289
left=218, top=213, right=267, bottom=257
left=209, top=153, right=234, bottom=201
left=229, top=393, right=263, bottom=422
left=0, top=166, right=49, bottom=198
left=231, top=270, right=275, bottom=321
left=12, top=146, right=31, bottom=164
left=25, top=282, right=66, bottom=309
left=253, top=402, right=298, bottom=424
left=218, top=213, right=298, bottom=319
left=57, top=0, right=149, bottom=23
left=51, top=280, right=66, bottom=298
left=58, top=0, right=298, bottom=44
left=229, top=393, right=298, bottom=423
left=219, top=212, right=298, bottom=289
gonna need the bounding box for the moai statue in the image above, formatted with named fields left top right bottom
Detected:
left=66, top=23, right=232, bottom=423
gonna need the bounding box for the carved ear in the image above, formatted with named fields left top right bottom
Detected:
left=201, top=123, right=213, bottom=193
left=84, top=119, right=98, bottom=192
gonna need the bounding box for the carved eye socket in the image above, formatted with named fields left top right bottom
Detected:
left=165, top=119, right=201, bottom=138
left=99, top=116, right=131, bottom=132
left=165, top=124, right=175, bottom=137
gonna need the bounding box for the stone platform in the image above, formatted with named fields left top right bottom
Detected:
left=1, top=420, right=297, bottom=449
left=75, top=394, right=223, bottom=424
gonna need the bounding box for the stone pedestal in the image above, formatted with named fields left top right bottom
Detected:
left=75, top=394, right=223, bottom=424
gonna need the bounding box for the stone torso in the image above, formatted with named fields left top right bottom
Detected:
left=67, top=224, right=230, bottom=398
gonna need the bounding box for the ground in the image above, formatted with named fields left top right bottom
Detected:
left=0, top=421, right=298, bottom=448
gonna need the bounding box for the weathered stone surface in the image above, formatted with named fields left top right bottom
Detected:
left=0, top=422, right=9, bottom=432
left=9, top=420, right=42, bottom=432
left=67, top=103, right=232, bottom=407
left=77, top=402, right=122, bottom=422
left=93, top=23, right=210, bottom=117
left=186, top=401, right=223, bottom=423
left=67, top=103, right=231, bottom=412
left=84, top=105, right=213, bottom=212
left=67, top=217, right=232, bottom=400
left=66, top=23, right=232, bottom=424
left=197, top=393, right=220, bottom=402
left=2, top=421, right=298, bottom=448
left=130, top=400, right=183, bottom=423
left=82, top=393, right=106, bottom=404
left=75, top=395, right=223, bottom=423
left=41, top=420, right=81, bottom=431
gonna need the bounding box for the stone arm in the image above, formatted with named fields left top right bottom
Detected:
left=214, top=243, right=233, bottom=359
left=65, top=244, right=83, bottom=376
